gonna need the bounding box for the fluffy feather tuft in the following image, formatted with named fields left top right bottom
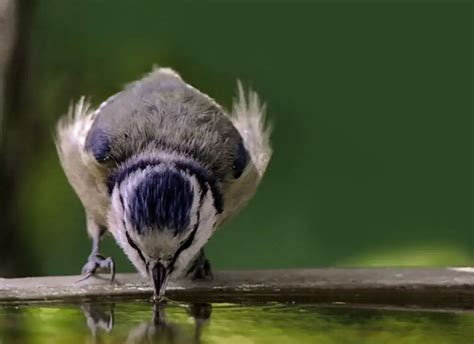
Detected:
left=55, top=96, right=94, bottom=153
left=55, top=97, right=110, bottom=228
left=231, top=82, right=272, bottom=177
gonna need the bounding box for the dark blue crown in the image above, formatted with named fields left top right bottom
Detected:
left=129, top=169, right=194, bottom=235
left=108, top=158, right=224, bottom=214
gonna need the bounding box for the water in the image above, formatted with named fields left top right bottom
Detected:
left=0, top=301, right=472, bottom=344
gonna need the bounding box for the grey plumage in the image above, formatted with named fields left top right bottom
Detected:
left=86, top=69, right=242, bottom=178
left=55, top=67, right=272, bottom=300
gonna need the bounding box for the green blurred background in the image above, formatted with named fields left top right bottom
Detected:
left=1, top=1, right=472, bottom=277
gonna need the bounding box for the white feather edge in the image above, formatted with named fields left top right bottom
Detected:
left=230, top=82, right=273, bottom=177
left=55, top=97, right=110, bottom=228
left=55, top=96, right=94, bottom=153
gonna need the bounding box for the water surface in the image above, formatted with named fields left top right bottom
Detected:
left=0, top=301, right=472, bottom=343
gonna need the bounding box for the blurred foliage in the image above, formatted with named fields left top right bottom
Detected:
left=9, top=1, right=473, bottom=276
left=0, top=302, right=473, bottom=343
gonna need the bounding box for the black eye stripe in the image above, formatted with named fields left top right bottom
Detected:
left=119, top=189, right=148, bottom=273
left=174, top=160, right=223, bottom=214
left=169, top=205, right=201, bottom=273
left=125, top=231, right=148, bottom=272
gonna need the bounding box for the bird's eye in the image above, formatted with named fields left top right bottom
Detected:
left=232, top=141, right=249, bottom=178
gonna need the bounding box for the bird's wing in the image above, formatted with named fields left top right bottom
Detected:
left=218, top=84, right=273, bottom=226
left=55, top=98, right=110, bottom=227
left=230, top=82, right=272, bottom=177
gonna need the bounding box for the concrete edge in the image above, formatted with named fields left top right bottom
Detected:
left=0, top=268, right=472, bottom=309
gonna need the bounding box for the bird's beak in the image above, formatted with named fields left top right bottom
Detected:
left=151, top=263, right=169, bottom=303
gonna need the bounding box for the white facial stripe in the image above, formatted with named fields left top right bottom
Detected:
left=182, top=172, right=201, bottom=233
left=171, top=184, right=218, bottom=277
left=108, top=187, right=148, bottom=276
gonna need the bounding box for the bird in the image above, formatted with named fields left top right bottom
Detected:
left=55, top=67, right=272, bottom=301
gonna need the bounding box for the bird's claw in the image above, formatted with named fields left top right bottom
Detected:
left=151, top=295, right=169, bottom=304
left=78, top=254, right=115, bottom=283
left=188, top=256, right=213, bottom=281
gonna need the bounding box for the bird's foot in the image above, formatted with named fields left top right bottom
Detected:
left=187, top=303, right=212, bottom=321
left=81, top=303, right=114, bottom=335
left=187, top=252, right=213, bottom=280
left=78, top=254, right=115, bottom=283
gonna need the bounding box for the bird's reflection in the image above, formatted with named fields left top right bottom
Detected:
left=81, top=303, right=114, bottom=337
left=81, top=302, right=212, bottom=344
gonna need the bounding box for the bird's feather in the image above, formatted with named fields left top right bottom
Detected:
left=217, top=83, right=273, bottom=226
left=55, top=97, right=109, bottom=230
left=231, top=82, right=272, bottom=177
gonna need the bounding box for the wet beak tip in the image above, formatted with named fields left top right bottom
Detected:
left=151, top=263, right=169, bottom=301
left=151, top=294, right=166, bottom=304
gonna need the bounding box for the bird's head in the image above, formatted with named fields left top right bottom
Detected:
left=107, top=156, right=223, bottom=301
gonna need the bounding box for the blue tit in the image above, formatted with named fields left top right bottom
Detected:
left=55, top=68, right=272, bottom=301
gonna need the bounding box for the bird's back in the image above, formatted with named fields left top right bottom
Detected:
left=85, top=69, right=243, bottom=180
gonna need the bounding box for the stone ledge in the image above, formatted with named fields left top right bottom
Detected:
left=0, top=268, right=472, bottom=309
